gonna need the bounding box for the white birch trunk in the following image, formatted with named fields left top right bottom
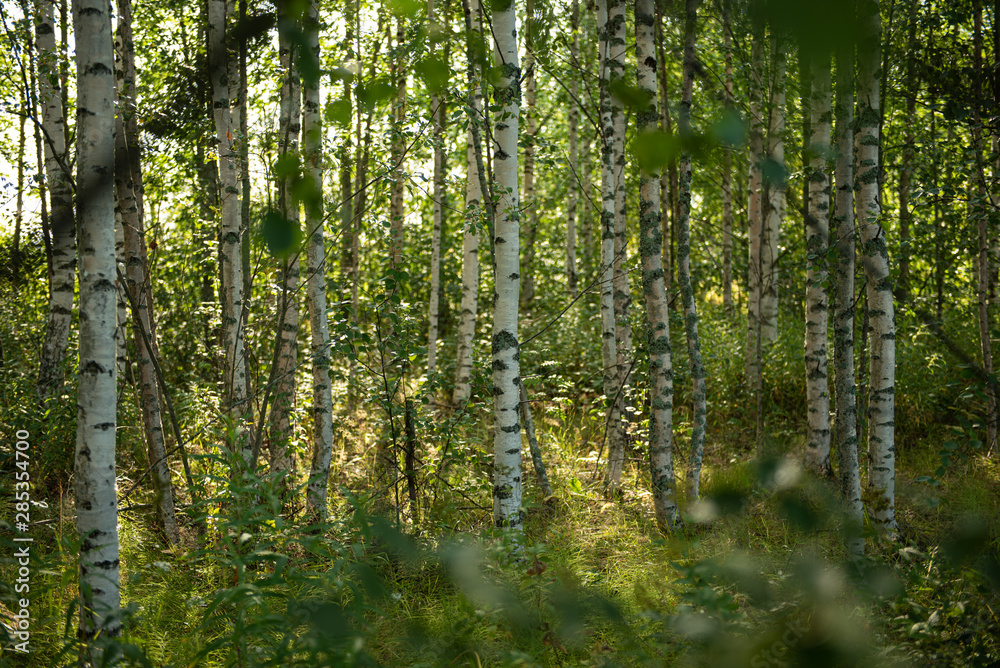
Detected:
left=597, top=0, right=625, bottom=492
left=677, top=0, right=706, bottom=501
left=762, top=37, right=785, bottom=345
left=303, top=0, right=333, bottom=517
left=115, top=0, right=180, bottom=544
left=636, top=0, right=677, bottom=529
left=269, top=5, right=302, bottom=485
left=453, top=0, right=483, bottom=408
left=857, top=0, right=897, bottom=536
left=609, top=0, right=633, bottom=426
left=721, top=7, right=733, bottom=312
left=746, top=34, right=765, bottom=401
left=490, top=0, right=523, bottom=531
left=427, top=0, right=444, bottom=374
left=209, top=0, right=250, bottom=463
left=115, top=198, right=129, bottom=381
left=36, top=0, right=76, bottom=398
left=73, top=0, right=121, bottom=648
left=833, top=41, right=863, bottom=559
left=803, top=54, right=832, bottom=477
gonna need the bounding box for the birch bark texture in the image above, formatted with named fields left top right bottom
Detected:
left=490, top=0, right=523, bottom=531
left=803, top=53, right=832, bottom=477
left=677, top=0, right=707, bottom=501
left=36, top=0, right=76, bottom=399
left=833, top=39, right=863, bottom=559
left=208, top=0, right=250, bottom=462
left=73, top=0, right=121, bottom=647
left=636, top=0, right=677, bottom=529
left=303, top=0, right=334, bottom=517
left=115, top=0, right=180, bottom=545
left=746, top=32, right=765, bottom=409
left=856, top=0, right=898, bottom=536
left=762, top=36, right=786, bottom=346
left=453, top=0, right=483, bottom=407
left=597, top=0, right=625, bottom=493
left=270, top=3, right=302, bottom=483
left=427, top=0, right=444, bottom=374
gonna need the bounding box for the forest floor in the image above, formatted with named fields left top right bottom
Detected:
left=3, top=403, right=1000, bottom=667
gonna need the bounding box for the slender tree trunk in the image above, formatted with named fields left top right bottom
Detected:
left=453, top=0, right=483, bottom=407
left=13, top=83, right=25, bottom=285
left=490, top=0, right=523, bottom=531
left=857, top=0, right=897, bottom=536
left=73, top=0, right=121, bottom=650
left=520, top=0, right=538, bottom=311
left=655, top=7, right=673, bottom=299
left=209, top=0, right=250, bottom=463
left=115, top=0, right=180, bottom=544
left=597, top=0, right=625, bottom=493
left=762, top=36, right=786, bottom=346
left=609, top=0, right=633, bottom=430
left=833, top=39, right=863, bottom=560
left=897, top=0, right=918, bottom=304
left=269, top=5, right=302, bottom=490
left=115, top=192, right=129, bottom=381
left=303, top=0, right=334, bottom=517
left=427, top=0, right=445, bottom=374
left=36, top=0, right=76, bottom=399
left=636, top=0, right=677, bottom=529
left=974, top=0, right=997, bottom=455
left=390, top=19, right=406, bottom=270
left=520, top=382, right=554, bottom=498
left=676, top=0, right=706, bottom=501
left=721, top=4, right=734, bottom=313
left=803, top=53, right=832, bottom=477
left=566, top=0, right=580, bottom=296
left=746, top=32, right=765, bottom=429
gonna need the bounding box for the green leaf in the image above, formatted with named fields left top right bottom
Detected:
left=325, top=97, right=352, bottom=128
left=261, top=210, right=301, bottom=258
left=416, top=55, right=450, bottom=93
left=710, top=109, right=747, bottom=147
left=274, top=153, right=300, bottom=180
left=609, top=79, right=652, bottom=111
left=356, top=79, right=397, bottom=112
left=387, top=0, right=422, bottom=19
left=633, top=130, right=678, bottom=173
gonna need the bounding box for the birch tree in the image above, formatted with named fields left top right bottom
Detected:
left=677, top=0, right=707, bottom=500
left=636, top=0, right=677, bottom=529
left=833, top=37, right=863, bottom=559
left=803, top=52, right=832, bottom=477
left=762, top=36, right=785, bottom=346
left=269, top=2, right=302, bottom=484
left=74, top=0, right=121, bottom=649
left=597, top=0, right=626, bottom=492
left=208, top=0, right=250, bottom=463
left=304, top=0, right=334, bottom=517
left=746, top=31, right=765, bottom=430
left=490, top=0, right=523, bottom=531
left=35, top=0, right=75, bottom=399
left=115, top=0, right=180, bottom=544
left=520, top=0, right=539, bottom=309
left=856, top=0, right=897, bottom=536
left=721, top=3, right=734, bottom=313
left=427, top=0, right=445, bottom=374
left=609, top=0, right=633, bottom=430
left=453, top=0, right=483, bottom=407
